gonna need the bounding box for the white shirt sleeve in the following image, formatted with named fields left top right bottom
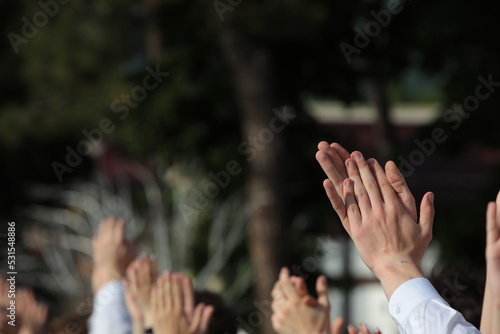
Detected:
left=388, top=278, right=480, bottom=334
left=88, top=280, right=132, bottom=334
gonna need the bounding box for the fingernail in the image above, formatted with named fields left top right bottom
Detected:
left=428, top=193, right=434, bottom=204
left=344, top=179, right=352, bottom=187
left=347, top=159, right=355, bottom=168
left=368, top=158, right=376, bottom=166
left=353, top=152, right=362, bottom=161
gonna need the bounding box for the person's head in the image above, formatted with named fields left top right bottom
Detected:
left=0, top=305, right=18, bottom=334
left=429, top=262, right=484, bottom=328
left=195, top=291, right=238, bottom=334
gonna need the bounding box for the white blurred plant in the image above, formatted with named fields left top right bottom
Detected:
left=20, top=158, right=250, bottom=302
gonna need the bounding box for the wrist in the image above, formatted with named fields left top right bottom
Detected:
left=372, top=259, right=425, bottom=300
left=91, top=267, right=122, bottom=294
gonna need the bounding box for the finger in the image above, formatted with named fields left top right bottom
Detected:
left=323, top=179, right=350, bottom=234
left=316, top=275, right=330, bottom=308
left=181, top=276, right=195, bottom=318
left=346, top=158, right=371, bottom=216
left=279, top=267, right=290, bottom=282
left=316, top=149, right=346, bottom=196
left=150, top=255, right=158, bottom=282
left=331, top=142, right=351, bottom=161
left=278, top=279, right=300, bottom=303
left=367, top=158, right=399, bottom=206
left=347, top=324, right=358, bottom=334
left=352, top=152, right=383, bottom=208
left=359, top=323, right=370, bottom=334
left=97, top=217, right=112, bottom=237
left=319, top=141, right=349, bottom=177
left=200, top=304, right=214, bottom=334
left=385, top=161, right=417, bottom=220
left=129, top=269, right=138, bottom=292
left=157, top=274, right=165, bottom=311
left=190, top=303, right=205, bottom=333
left=331, top=318, right=344, bottom=334
left=344, top=178, right=362, bottom=224
left=140, top=257, right=151, bottom=287
left=114, top=218, right=125, bottom=243
left=487, top=201, right=498, bottom=246
left=151, top=285, right=158, bottom=312
left=496, top=190, right=500, bottom=230
left=271, top=282, right=284, bottom=301
left=290, top=276, right=308, bottom=297
left=164, top=271, right=172, bottom=310
left=302, top=295, right=318, bottom=307
left=172, top=274, right=184, bottom=312
left=419, top=192, right=435, bottom=238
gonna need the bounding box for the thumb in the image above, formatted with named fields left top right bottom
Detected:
left=316, top=275, right=330, bottom=308
left=419, top=192, right=435, bottom=238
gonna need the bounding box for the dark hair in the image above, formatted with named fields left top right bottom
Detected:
left=429, top=261, right=484, bottom=328
left=195, top=291, right=239, bottom=334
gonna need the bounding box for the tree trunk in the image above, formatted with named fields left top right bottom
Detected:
left=217, top=25, right=282, bottom=334
left=369, top=77, right=395, bottom=161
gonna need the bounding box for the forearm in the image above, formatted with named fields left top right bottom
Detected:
left=480, top=277, right=493, bottom=333
left=492, top=303, right=500, bottom=334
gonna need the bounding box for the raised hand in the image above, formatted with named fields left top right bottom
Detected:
left=339, top=152, right=434, bottom=298
left=92, top=217, right=136, bottom=293
left=17, top=288, right=48, bottom=334
left=481, top=191, right=500, bottom=334
left=271, top=268, right=330, bottom=334
left=316, top=142, right=421, bottom=243
left=151, top=272, right=213, bottom=334
left=125, top=255, right=158, bottom=330
left=486, top=191, right=500, bottom=300
left=124, top=281, right=144, bottom=334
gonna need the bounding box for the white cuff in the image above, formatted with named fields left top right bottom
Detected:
left=388, top=278, right=444, bottom=326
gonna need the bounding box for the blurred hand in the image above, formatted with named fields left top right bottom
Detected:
left=17, top=289, right=48, bottom=334
left=125, top=255, right=158, bottom=328
left=151, top=272, right=213, bottom=334
left=92, top=217, right=136, bottom=293
left=331, top=318, right=382, bottom=334
left=486, top=191, right=500, bottom=300
left=484, top=191, right=500, bottom=334
left=271, top=268, right=330, bottom=334
left=337, top=153, right=434, bottom=298
left=124, top=282, right=144, bottom=334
